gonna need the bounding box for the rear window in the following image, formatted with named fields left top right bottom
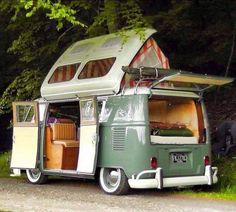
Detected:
left=49, top=63, right=80, bottom=84
left=78, top=57, right=115, bottom=79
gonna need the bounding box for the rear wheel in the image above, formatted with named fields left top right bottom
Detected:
left=99, top=167, right=129, bottom=195
left=26, top=168, right=48, bottom=184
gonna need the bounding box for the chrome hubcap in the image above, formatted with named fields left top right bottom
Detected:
left=103, top=168, right=121, bottom=189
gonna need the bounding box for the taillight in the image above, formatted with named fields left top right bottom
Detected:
left=204, top=156, right=210, bottom=166
left=150, top=157, right=158, bottom=169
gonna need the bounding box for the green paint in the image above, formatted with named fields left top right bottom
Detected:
left=97, top=94, right=210, bottom=179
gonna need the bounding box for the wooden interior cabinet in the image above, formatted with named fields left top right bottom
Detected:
left=44, top=125, right=79, bottom=170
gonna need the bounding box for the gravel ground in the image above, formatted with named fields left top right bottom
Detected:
left=0, top=178, right=236, bottom=212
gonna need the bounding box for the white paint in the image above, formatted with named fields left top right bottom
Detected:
left=40, top=29, right=158, bottom=100
left=128, top=165, right=218, bottom=189
left=11, top=127, right=38, bottom=169
left=10, top=169, right=21, bottom=177
left=150, top=135, right=198, bottom=144
left=77, top=125, right=97, bottom=174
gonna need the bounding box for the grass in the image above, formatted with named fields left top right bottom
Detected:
left=178, top=185, right=236, bottom=201
left=177, top=157, right=236, bottom=201
left=0, top=152, right=235, bottom=200
left=0, top=152, right=11, bottom=177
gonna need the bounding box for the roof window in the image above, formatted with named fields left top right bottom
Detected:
left=78, top=57, right=116, bottom=79
left=49, top=63, right=80, bottom=84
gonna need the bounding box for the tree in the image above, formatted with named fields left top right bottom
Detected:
left=0, top=0, right=236, bottom=115
left=148, top=0, right=236, bottom=75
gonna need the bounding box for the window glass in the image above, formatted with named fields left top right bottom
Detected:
left=78, top=57, right=115, bottom=79
left=49, top=63, right=80, bottom=83
left=16, top=105, right=35, bottom=123
left=13, top=102, right=39, bottom=127
left=80, top=99, right=96, bottom=124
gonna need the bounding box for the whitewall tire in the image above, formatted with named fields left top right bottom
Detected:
left=99, top=167, right=129, bottom=195
left=26, top=169, right=48, bottom=184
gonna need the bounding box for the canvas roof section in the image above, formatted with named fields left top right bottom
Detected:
left=41, top=28, right=168, bottom=100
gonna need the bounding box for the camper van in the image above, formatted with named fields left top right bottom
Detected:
left=10, top=28, right=233, bottom=195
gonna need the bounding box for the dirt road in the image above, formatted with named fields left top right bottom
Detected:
left=0, top=178, right=235, bottom=212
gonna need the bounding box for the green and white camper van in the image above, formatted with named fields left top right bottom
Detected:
left=10, top=28, right=233, bottom=195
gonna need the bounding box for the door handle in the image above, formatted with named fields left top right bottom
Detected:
left=92, top=134, right=96, bottom=144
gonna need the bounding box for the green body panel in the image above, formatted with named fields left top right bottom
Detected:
left=97, top=94, right=210, bottom=179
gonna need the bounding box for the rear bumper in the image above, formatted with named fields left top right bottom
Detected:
left=128, top=165, right=218, bottom=189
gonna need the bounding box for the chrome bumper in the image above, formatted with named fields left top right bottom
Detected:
left=128, top=165, right=218, bottom=189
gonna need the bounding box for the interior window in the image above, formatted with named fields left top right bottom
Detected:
left=49, top=63, right=80, bottom=84
left=78, top=57, right=116, bottom=79
left=149, top=98, right=199, bottom=137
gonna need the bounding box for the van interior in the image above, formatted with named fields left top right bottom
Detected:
left=44, top=102, right=80, bottom=171
left=149, top=97, right=204, bottom=144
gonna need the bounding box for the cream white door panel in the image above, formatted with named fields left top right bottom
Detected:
left=77, top=125, right=97, bottom=173
left=11, top=101, right=39, bottom=169
left=11, top=127, right=38, bottom=168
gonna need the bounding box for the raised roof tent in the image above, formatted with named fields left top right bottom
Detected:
left=41, top=28, right=169, bottom=100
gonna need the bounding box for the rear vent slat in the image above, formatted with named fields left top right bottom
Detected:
left=112, top=127, right=126, bottom=151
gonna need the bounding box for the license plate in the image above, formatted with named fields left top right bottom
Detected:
left=171, top=153, right=187, bottom=163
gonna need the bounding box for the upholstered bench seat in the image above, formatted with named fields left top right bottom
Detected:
left=45, top=123, right=79, bottom=170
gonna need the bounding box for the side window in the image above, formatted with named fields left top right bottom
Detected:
left=13, top=102, right=38, bottom=127
left=78, top=57, right=116, bottom=79
left=49, top=63, right=80, bottom=84
left=98, top=100, right=107, bottom=122
left=80, top=98, right=97, bottom=125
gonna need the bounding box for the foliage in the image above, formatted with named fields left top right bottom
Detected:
left=0, top=0, right=148, bottom=115
left=0, top=70, right=43, bottom=115
left=0, top=152, right=11, bottom=177
left=213, top=157, right=236, bottom=190
left=87, top=0, right=148, bottom=36
left=0, top=0, right=235, bottom=147
left=178, top=157, right=236, bottom=201
left=148, top=0, right=236, bottom=74
left=18, top=0, right=86, bottom=30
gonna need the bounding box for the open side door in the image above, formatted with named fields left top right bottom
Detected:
left=11, top=102, right=39, bottom=169
left=77, top=97, right=99, bottom=175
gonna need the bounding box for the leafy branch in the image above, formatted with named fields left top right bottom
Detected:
left=18, top=0, right=87, bottom=30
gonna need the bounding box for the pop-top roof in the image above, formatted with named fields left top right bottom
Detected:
left=40, top=28, right=169, bottom=100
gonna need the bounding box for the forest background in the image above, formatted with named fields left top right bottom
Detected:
left=0, top=0, right=236, bottom=151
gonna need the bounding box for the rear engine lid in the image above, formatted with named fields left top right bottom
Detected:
left=157, top=146, right=208, bottom=177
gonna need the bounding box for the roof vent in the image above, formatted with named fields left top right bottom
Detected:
left=71, top=43, right=92, bottom=54
left=101, top=37, right=121, bottom=49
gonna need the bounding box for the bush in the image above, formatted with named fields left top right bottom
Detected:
left=0, top=152, right=11, bottom=177
left=213, top=156, right=236, bottom=191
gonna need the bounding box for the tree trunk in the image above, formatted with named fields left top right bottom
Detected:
left=104, top=0, right=119, bottom=33
left=225, top=23, right=236, bottom=77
